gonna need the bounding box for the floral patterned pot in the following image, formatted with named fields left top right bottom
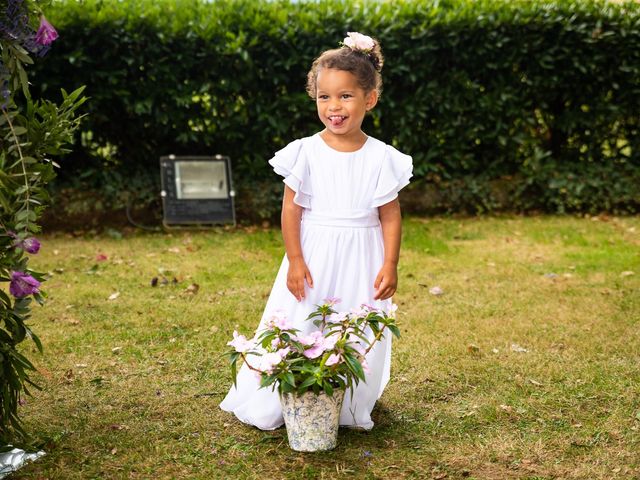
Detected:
left=280, top=389, right=345, bottom=452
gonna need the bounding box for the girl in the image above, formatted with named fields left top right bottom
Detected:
left=220, top=32, right=412, bottom=430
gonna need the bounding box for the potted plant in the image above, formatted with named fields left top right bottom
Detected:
left=226, top=299, right=400, bottom=452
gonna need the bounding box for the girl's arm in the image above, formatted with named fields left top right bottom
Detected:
left=281, top=185, right=313, bottom=301
left=374, top=198, right=402, bottom=300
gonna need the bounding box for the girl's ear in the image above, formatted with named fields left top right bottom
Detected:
left=365, top=90, right=378, bottom=111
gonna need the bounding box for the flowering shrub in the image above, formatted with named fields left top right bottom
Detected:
left=226, top=299, right=400, bottom=397
left=0, top=0, right=86, bottom=443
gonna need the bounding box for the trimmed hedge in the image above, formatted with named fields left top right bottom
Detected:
left=32, top=0, right=640, bottom=220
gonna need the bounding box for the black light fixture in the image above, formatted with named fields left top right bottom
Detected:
left=160, top=155, right=236, bottom=227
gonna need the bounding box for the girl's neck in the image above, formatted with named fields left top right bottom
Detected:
left=319, top=129, right=368, bottom=153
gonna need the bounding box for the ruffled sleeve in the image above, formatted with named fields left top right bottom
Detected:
left=371, top=145, right=413, bottom=208
left=268, top=139, right=312, bottom=208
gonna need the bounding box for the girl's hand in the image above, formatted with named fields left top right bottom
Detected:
left=287, top=256, right=313, bottom=301
left=373, top=262, right=397, bottom=300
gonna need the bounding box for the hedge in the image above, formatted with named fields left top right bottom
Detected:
left=31, top=0, right=640, bottom=220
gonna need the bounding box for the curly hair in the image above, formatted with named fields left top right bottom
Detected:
left=306, top=42, right=384, bottom=99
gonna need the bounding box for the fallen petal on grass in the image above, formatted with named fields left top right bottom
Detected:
left=510, top=343, right=528, bottom=353
left=429, top=286, right=444, bottom=296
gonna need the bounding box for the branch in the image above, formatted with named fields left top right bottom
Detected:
left=2, top=109, right=30, bottom=231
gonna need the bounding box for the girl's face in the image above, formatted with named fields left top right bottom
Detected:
left=315, top=68, right=377, bottom=141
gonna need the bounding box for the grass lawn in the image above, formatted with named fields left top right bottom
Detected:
left=10, top=215, right=640, bottom=479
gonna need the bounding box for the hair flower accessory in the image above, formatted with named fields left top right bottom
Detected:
left=343, top=32, right=375, bottom=52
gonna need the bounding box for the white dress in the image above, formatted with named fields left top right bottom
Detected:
left=220, top=132, right=413, bottom=430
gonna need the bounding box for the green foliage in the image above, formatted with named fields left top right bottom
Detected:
left=0, top=0, right=86, bottom=443
left=30, top=0, right=640, bottom=218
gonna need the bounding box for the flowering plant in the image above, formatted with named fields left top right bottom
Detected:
left=226, top=299, right=400, bottom=397
left=1, top=0, right=86, bottom=443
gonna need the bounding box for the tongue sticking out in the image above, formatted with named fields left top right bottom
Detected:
left=330, top=116, right=345, bottom=127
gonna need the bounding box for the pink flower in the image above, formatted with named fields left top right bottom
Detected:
left=322, top=333, right=339, bottom=350
left=303, top=344, right=325, bottom=359
left=323, top=297, right=342, bottom=306
left=298, top=331, right=324, bottom=358
left=343, top=32, right=375, bottom=52
left=328, top=312, right=349, bottom=324
left=265, top=310, right=292, bottom=330
left=360, top=304, right=379, bottom=315
left=227, top=331, right=254, bottom=353
left=350, top=306, right=370, bottom=317
left=296, top=331, right=323, bottom=346
left=259, top=352, right=283, bottom=374
left=361, top=358, right=371, bottom=374
left=277, top=347, right=290, bottom=358
left=297, top=331, right=338, bottom=359
left=35, top=16, right=58, bottom=46
left=325, top=353, right=341, bottom=366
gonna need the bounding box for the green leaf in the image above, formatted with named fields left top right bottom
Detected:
left=283, top=372, right=296, bottom=387
left=344, top=354, right=366, bottom=382
left=298, top=376, right=316, bottom=390
left=323, top=381, right=333, bottom=397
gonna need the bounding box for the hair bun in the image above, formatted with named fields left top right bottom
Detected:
left=342, top=32, right=384, bottom=72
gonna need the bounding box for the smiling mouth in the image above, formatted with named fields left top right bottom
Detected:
left=328, top=115, right=347, bottom=127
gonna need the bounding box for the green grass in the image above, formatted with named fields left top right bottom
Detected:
left=10, top=215, right=640, bottom=479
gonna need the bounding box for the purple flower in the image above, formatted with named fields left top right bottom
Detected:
left=35, top=16, right=57, bottom=46
left=16, top=236, right=41, bottom=254
left=9, top=271, right=40, bottom=298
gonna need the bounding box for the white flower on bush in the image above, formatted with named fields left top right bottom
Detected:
left=388, top=303, right=398, bottom=319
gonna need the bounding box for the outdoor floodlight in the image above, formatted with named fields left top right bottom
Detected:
left=160, top=155, right=236, bottom=227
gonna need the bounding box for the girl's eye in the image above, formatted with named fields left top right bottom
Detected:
left=318, top=95, right=329, bottom=100
left=341, top=94, right=352, bottom=99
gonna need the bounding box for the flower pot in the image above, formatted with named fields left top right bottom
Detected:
left=280, top=389, right=345, bottom=452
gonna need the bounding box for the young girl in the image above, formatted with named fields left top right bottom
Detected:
left=220, top=32, right=412, bottom=430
